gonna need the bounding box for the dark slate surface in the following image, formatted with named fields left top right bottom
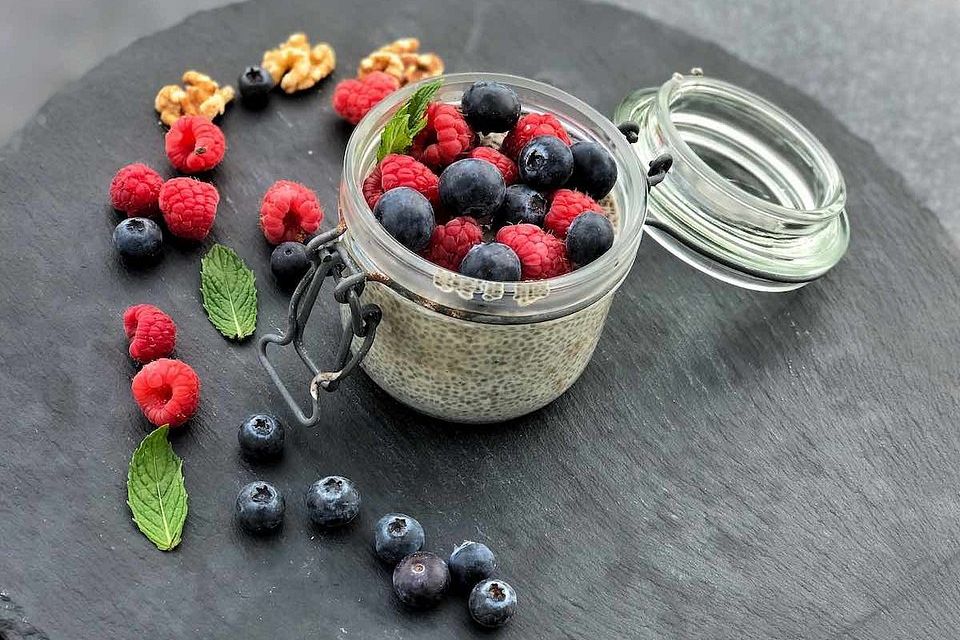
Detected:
left=1, top=0, right=959, bottom=638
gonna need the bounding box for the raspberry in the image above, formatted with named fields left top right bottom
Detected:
left=495, top=223, right=569, bottom=280
left=469, top=147, right=518, bottom=185
left=123, top=304, right=177, bottom=363
left=109, top=163, right=163, bottom=216
left=332, top=72, right=400, bottom=125
left=421, top=216, right=483, bottom=271
left=411, top=102, right=475, bottom=169
left=363, top=154, right=439, bottom=209
left=259, top=180, right=324, bottom=244
left=131, top=358, right=200, bottom=427
left=543, top=189, right=602, bottom=238
left=158, top=178, right=219, bottom=241
left=165, top=116, right=227, bottom=174
left=501, top=113, right=572, bottom=159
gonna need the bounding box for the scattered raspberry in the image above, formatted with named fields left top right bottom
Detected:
left=421, top=216, right=483, bottom=271
left=259, top=180, right=324, bottom=244
left=544, top=189, right=602, bottom=238
left=363, top=154, right=439, bottom=209
left=109, top=163, right=163, bottom=216
left=131, top=358, right=200, bottom=427
left=165, top=115, right=227, bottom=173
left=332, top=71, right=400, bottom=125
left=158, top=178, right=219, bottom=241
left=495, top=223, right=569, bottom=280
left=501, top=113, right=572, bottom=159
left=469, top=147, right=518, bottom=185
left=123, top=304, right=177, bottom=363
left=411, top=102, right=475, bottom=169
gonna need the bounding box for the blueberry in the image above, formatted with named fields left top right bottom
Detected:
left=460, top=81, right=521, bottom=133
left=305, top=475, right=361, bottom=528
left=469, top=579, right=518, bottom=628
left=517, top=135, right=574, bottom=189
left=374, top=513, right=425, bottom=565
left=238, top=65, right=274, bottom=108
left=565, top=211, right=615, bottom=267
left=237, top=414, right=285, bottom=460
left=439, top=159, right=506, bottom=219
left=393, top=551, right=450, bottom=609
left=113, top=217, right=162, bottom=262
left=270, top=242, right=311, bottom=286
left=448, top=541, right=497, bottom=590
left=493, top=184, right=547, bottom=228
left=373, top=187, right=436, bottom=252
left=568, top=141, right=618, bottom=199
left=235, top=481, right=285, bottom=534
left=459, top=243, right=521, bottom=282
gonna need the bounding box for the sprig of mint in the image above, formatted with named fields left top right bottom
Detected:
left=127, top=426, right=188, bottom=552
left=376, top=79, right=442, bottom=161
left=200, top=243, right=258, bottom=341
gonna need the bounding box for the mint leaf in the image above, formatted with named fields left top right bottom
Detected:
left=375, top=79, right=443, bottom=161
left=200, top=243, right=257, bottom=340
left=127, top=426, right=188, bottom=552
left=406, top=79, right=442, bottom=135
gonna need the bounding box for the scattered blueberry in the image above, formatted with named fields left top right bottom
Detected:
left=439, top=159, right=506, bottom=219
left=568, top=141, right=618, bottom=200
left=517, top=135, right=574, bottom=189
left=374, top=187, right=436, bottom=252
left=449, top=541, right=497, bottom=590
left=374, top=513, right=425, bottom=565
left=305, top=476, right=361, bottom=528
left=238, top=65, right=274, bottom=108
left=493, top=184, right=547, bottom=228
left=460, top=81, right=521, bottom=133
left=237, top=414, right=285, bottom=460
left=459, top=243, right=521, bottom=282
left=270, top=242, right=311, bottom=286
left=393, top=551, right=451, bottom=609
left=113, top=217, right=162, bottom=262
left=565, top=211, right=615, bottom=266
left=469, top=579, right=517, bottom=628
left=235, top=481, right=285, bottom=534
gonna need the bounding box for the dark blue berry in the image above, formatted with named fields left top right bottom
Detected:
left=449, top=541, right=497, bottom=590
left=305, top=475, right=361, bottom=528
left=460, top=81, right=521, bottom=133
left=568, top=141, right=618, bottom=199
left=374, top=187, right=436, bottom=252
left=238, top=414, right=285, bottom=460
left=517, top=135, right=574, bottom=189
left=439, top=159, right=506, bottom=219
left=459, top=243, right=521, bottom=282
left=113, top=217, right=162, bottom=262
left=270, top=242, right=311, bottom=285
left=493, top=184, right=547, bottom=228
left=238, top=66, right=274, bottom=108
left=235, top=481, right=285, bottom=534
left=393, top=551, right=450, bottom=609
left=374, top=513, right=425, bottom=565
left=565, top=211, right=615, bottom=267
left=469, top=579, right=517, bottom=628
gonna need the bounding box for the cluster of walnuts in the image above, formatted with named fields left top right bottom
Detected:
left=261, top=33, right=336, bottom=94
left=358, top=38, right=444, bottom=87
left=154, top=71, right=235, bottom=126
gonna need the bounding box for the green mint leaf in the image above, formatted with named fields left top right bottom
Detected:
left=200, top=243, right=258, bottom=340
left=127, top=426, right=188, bottom=552
left=406, top=79, right=442, bottom=136
left=375, top=79, right=443, bottom=161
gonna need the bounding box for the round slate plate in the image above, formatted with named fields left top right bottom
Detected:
left=1, top=0, right=959, bottom=638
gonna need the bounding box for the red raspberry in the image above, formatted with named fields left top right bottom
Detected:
left=495, top=223, right=570, bottom=280
left=165, top=116, right=226, bottom=174
left=123, top=304, right=177, bottom=363
left=421, top=216, right=483, bottom=271
left=544, top=189, right=602, bottom=238
left=158, top=178, right=219, bottom=241
left=501, top=113, right=572, bottom=159
left=259, top=180, right=324, bottom=244
left=411, top=102, right=476, bottom=169
left=131, top=358, right=200, bottom=427
left=332, top=72, right=400, bottom=125
left=363, top=154, right=440, bottom=209
left=109, top=163, right=163, bottom=216
left=469, top=147, right=518, bottom=185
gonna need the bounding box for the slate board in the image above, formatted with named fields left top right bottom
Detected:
left=1, top=0, right=959, bottom=638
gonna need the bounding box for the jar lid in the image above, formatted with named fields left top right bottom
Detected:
left=615, top=70, right=849, bottom=291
